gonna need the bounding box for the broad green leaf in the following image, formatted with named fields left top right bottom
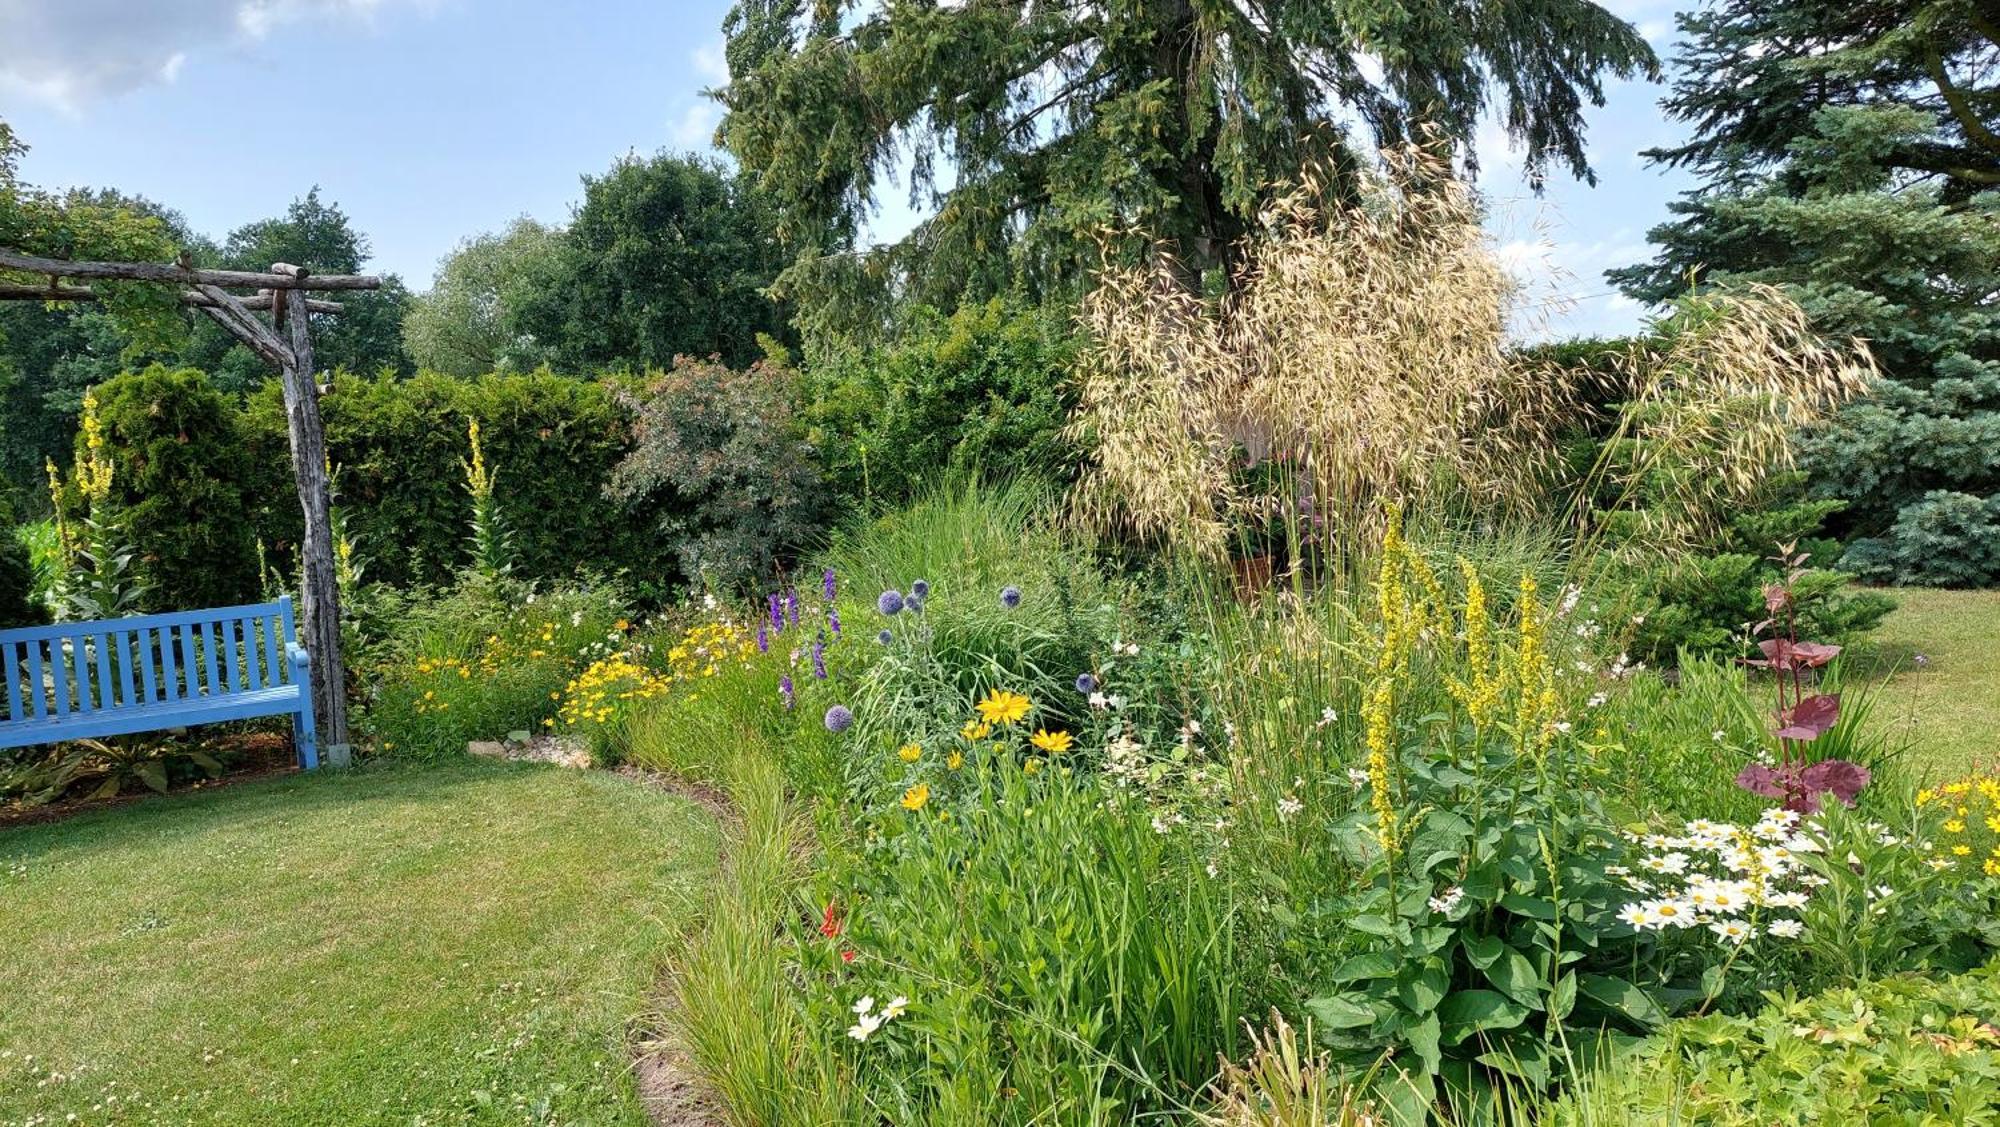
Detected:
left=1578, top=974, right=1667, bottom=1029
left=1303, top=993, right=1379, bottom=1031
left=1464, top=934, right=1506, bottom=969
left=1329, top=951, right=1399, bottom=984
left=1398, top=963, right=1450, bottom=1013
left=1500, top=892, right=1557, bottom=920
left=1437, top=990, right=1529, bottom=1045
left=1550, top=971, right=1578, bottom=1021
left=1480, top=943, right=1549, bottom=1011
left=1406, top=1011, right=1443, bottom=1075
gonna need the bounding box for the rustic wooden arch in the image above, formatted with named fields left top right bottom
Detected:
left=0, top=248, right=374, bottom=759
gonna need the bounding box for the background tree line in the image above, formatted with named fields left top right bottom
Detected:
left=5, top=0, right=1997, bottom=599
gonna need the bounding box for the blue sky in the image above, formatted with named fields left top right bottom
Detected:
left=0, top=0, right=1694, bottom=340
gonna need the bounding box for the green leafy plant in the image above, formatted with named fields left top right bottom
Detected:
left=1557, top=963, right=2000, bottom=1125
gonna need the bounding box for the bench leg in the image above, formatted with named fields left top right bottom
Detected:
left=294, top=690, right=319, bottom=771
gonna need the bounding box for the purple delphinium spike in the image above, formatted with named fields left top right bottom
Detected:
left=768, top=594, right=783, bottom=631
left=824, top=567, right=837, bottom=602
left=812, top=638, right=827, bottom=679
left=756, top=621, right=769, bottom=653
left=779, top=675, right=795, bottom=711
left=828, top=606, right=842, bottom=637
left=824, top=704, right=854, bottom=733
left=786, top=589, right=800, bottom=628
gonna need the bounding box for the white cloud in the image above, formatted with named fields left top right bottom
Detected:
left=669, top=101, right=722, bottom=150
left=0, top=0, right=431, bottom=112
left=691, top=38, right=728, bottom=87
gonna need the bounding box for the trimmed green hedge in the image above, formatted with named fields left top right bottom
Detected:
left=242, top=370, right=667, bottom=596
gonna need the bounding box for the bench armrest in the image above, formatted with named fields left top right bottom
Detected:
left=286, top=642, right=310, bottom=669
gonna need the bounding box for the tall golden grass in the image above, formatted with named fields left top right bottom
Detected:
left=1069, top=146, right=1876, bottom=562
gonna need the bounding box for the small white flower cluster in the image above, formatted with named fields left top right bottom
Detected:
left=1611, top=809, right=1822, bottom=944
left=1427, top=885, right=1464, bottom=914
left=846, top=994, right=909, bottom=1041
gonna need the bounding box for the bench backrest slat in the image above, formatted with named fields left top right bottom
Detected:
left=2, top=641, right=21, bottom=719
left=0, top=598, right=298, bottom=724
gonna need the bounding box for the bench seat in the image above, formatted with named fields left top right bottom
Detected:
left=0, top=597, right=318, bottom=769
left=0, top=684, right=303, bottom=749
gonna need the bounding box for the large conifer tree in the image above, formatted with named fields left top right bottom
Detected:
left=1616, top=0, right=2000, bottom=586
left=718, top=0, right=1658, bottom=346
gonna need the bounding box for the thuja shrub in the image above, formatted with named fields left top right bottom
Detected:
left=89, top=365, right=260, bottom=610
left=800, top=300, right=1079, bottom=508
left=0, top=499, right=40, bottom=627
left=242, top=369, right=662, bottom=593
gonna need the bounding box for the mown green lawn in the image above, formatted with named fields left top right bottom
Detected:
left=1852, top=587, right=2000, bottom=780
left=0, top=759, right=718, bottom=1126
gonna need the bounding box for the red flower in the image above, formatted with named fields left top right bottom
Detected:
left=840, top=949, right=856, bottom=964
left=819, top=901, right=842, bottom=939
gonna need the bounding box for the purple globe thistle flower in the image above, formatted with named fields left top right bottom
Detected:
left=824, top=704, right=854, bottom=733
left=786, top=589, right=800, bottom=628
left=876, top=629, right=893, bottom=645
left=823, top=567, right=837, bottom=602
left=999, top=585, right=1022, bottom=609
left=1075, top=673, right=1098, bottom=695
left=828, top=606, right=842, bottom=637
left=906, top=592, right=925, bottom=614
left=779, top=675, right=795, bottom=711
left=910, top=578, right=930, bottom=599
left=756, top=621, right=769, bottom=653
left=768, top=594, right=783, bottom=631
left=877, top=589, right=905, bottom=616
left=812, top=638, right=827, bottom=679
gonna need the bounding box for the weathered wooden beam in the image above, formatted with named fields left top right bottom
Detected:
left=193, top=283, right=290, bottom=368
left=0, top=248, right=380, bottom=290
left=273, top=279, right=351, bottom=757
left=0, top=280, right=342, bottom=312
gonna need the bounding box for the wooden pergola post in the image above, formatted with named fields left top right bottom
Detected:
left=0, top=248, right=378, bottom=762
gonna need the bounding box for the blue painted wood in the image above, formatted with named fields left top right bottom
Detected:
left=2, top=640, right=21, bottom=719
left=0, top=597, right=318, bottom=769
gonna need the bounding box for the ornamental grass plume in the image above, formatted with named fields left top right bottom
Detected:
left=1070, top=144, right=1568, bottom=558
left=1569, top=283, right=1875, bottom=556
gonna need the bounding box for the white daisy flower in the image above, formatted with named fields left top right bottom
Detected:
left=1708, top=920, right=1754, bottom=944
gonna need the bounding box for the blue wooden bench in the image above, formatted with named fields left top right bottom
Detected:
left=0, top=597, right=317, bottom=769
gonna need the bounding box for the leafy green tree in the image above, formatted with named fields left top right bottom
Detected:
left=511, top=153, right=789, bottom=372
left=1615, top=0, right=2000, bottom=585
left=0, top=123, right=188, bottom=504
left=402, top=217, right=566, bottom=376
left=181, top=187, right=412, bottom=382
left=719, top=0, right=1658, bottom=347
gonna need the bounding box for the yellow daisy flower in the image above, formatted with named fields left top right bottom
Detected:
left=897, top=742, right=922, bottom=763
left=946, top=751, right=964, bottom=770
left=1029, top=728, right=1073, bottom=754
left=901, top=783, right=930, bottom=811
left=975, top=689, right=1032, bottom=726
